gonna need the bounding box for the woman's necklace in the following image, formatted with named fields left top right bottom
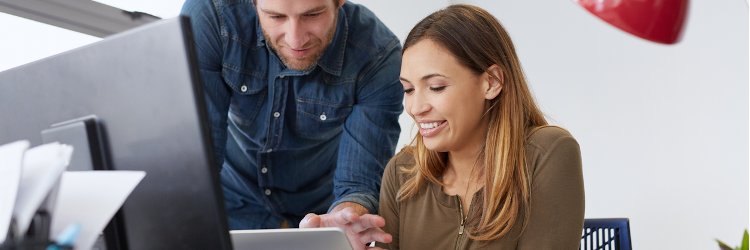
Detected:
left=462, top=163, right=479, bottom=218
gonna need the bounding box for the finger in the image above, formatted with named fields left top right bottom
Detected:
left=357, top=227, right=392, bottom=245
left=332, top=207, right=359, bottom=226
left=299, top=213, right=321, bottom=228
left=351, top=214, right=385, bottom=233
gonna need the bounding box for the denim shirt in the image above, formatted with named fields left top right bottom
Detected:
left=181, top=0, right=403, bottom=229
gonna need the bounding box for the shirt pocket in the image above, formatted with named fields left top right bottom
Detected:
left=222, top=66, right=267, bottom=127
left=294, top=97, right=352, bottom=140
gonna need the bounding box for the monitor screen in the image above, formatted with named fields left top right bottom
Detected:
left=0, top=17, right=231, bottom=250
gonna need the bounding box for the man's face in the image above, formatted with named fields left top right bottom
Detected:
left=257, top=0, right=340, bottom=71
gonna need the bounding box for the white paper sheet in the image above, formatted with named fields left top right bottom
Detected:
left=0, top=140, right=29, bottom=244
left=13, top=142, right=73, bottom=236
left=51, top=171, right=145, bottom=250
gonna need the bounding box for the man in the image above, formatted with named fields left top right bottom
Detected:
left=181, top=0, right=400, bottom=247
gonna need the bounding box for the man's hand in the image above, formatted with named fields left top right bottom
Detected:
left=299, top=202, right=392, bottom=250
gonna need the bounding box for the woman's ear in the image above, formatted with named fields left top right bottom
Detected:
left=484, top=64, right=503, bottom=100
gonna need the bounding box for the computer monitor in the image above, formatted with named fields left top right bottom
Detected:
left=0, top=17, right=231, bottom=250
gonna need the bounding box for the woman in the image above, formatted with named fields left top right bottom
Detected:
left=378, top=4, right=585, bottom=249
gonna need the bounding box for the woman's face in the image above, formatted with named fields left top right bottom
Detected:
left=400, top=39, right=494, bottom=153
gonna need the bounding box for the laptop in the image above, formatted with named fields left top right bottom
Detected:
left=230, top=228, right=352, bottom=250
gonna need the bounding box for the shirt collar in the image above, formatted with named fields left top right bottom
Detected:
left=255, top=7, right=348, bottom=76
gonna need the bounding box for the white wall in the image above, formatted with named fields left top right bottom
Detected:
left=0, top=1, right=183, bottom=72
left=452, top=0, right=749, bottom=249
left=0, top=13, right=97, bottom=72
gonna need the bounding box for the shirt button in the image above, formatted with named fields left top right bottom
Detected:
left=273, top=112, right=280, bottom=118
left=279, top=75, right=285, bottom=79
left=267, top=148, right=273, bottom=153
left=319, top=114, right=327, bottom=121
left=261, top=167, right=268, bottom=174
left=264, top=189, right=272, bottom=196
left=240, top=85, right=247, bottom=92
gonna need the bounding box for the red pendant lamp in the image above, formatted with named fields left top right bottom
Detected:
left=576, top=0, right=690, bottom=44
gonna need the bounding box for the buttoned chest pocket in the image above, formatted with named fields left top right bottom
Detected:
left=294, top=98, right=352, bottom=140
left=223, top=67, right=267, bottom=127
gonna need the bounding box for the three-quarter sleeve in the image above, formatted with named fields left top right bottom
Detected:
left=377, top=155, right=402, bottom=250
left=517, top=128, right=585, bottom=249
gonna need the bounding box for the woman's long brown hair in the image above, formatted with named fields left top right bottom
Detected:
left=397, top=4, right=548, bottom=241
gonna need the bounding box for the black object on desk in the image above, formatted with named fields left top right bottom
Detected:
left=0, top=17, right=232, bottom=250
left=0, top=212, right=69, bottom=250
left=42, top=116, right=127, bottom=250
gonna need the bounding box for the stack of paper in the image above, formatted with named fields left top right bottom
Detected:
left=0, top=140, right=28, bottom=244
left=0, top=140, right=145, bottom=250
left=14, top=141, right=73, bottom=236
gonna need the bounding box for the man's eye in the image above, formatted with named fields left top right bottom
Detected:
left=304, top=13, right=321, bottom=17
left=270, top=15, right=285, bottom=19
left=404, top=88, right=414, bottom=94
left=429, top=86, right=446, bottom=92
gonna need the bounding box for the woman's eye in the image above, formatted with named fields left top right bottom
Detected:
left=404, top=88, right=414, bottom=94
left=429, top=86, right=446, bottom=92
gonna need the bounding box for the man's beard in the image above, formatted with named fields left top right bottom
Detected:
left=264, top=16, right=337, bottom=71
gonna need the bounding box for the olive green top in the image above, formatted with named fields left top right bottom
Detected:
left=378, top=126, right=585, bottom=250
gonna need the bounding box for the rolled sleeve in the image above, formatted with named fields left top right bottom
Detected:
left=328, top=193, right=380, bottom=214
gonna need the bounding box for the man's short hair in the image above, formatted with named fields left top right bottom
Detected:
left=252, top=0, right=342, bottom=6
